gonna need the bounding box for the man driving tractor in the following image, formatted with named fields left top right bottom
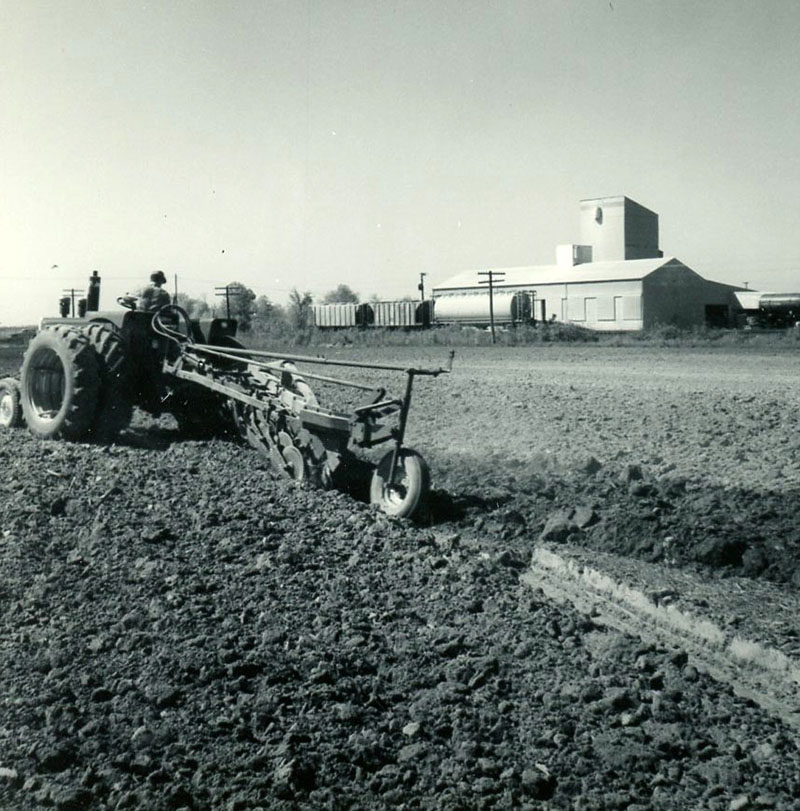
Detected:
left=139, top=270, right=171, bottom=312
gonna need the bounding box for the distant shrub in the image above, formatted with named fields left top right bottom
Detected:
left=244, top=321, right=800, bottom=350
left=289, top=322, right=602, bottom=348
left=602, top=324, right=800, bottom=348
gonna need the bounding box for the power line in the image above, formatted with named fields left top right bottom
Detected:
left=214, top=284, right=247, bottom=319
left=478, top=269, right=505, bottom=344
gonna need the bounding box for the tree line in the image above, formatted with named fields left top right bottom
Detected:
left=174, top=283, right=361, bottom=335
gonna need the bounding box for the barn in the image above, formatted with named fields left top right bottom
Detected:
left=432, top=196, right=744, bottom=331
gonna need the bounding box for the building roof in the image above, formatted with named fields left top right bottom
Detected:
left=433, top=256, right=688, bottom=292
left=579, top=195, right=658, bottom=216
left=733, top=291, right=762, bottom=309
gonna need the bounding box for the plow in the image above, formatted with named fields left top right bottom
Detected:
left=0, top=286, right=452, bottom=520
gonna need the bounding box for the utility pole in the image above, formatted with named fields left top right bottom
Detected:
left=478, top=270, right=505, bottom=343
left=173, top=274, right=179, bottom=305
left=214, top=284, right=245, bottom=319
left=417, top=272, right=427, bottom=301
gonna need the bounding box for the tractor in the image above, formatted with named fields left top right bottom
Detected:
left=0, top=273, right=452, bottom=519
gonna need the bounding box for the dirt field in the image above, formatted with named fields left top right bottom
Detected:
left=0, top=344, right=25, bottom=375
left=312, top=344, right=800, bottom=582
left=343, top=344, right=800, bottom=490
left=2, top=340, right=800, bottom=809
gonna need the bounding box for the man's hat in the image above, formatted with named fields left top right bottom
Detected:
left=150, top=270, right=167, bottom=284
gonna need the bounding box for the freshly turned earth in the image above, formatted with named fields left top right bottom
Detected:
left=1, top=341, right=800, bottom=809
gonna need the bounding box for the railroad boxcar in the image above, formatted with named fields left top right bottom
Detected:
left=372, top=300, right=432, bottom=328
left=311, top=303, right=357, bottom=328
left=311, top=303, right=375, bottom=328
left=312, top=301, right=432, bottom=329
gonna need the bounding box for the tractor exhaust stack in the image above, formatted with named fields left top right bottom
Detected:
left=87, top=270, right=101, bottom=312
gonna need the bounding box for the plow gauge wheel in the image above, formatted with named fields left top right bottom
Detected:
left=370, top=448, right=430, bottom=520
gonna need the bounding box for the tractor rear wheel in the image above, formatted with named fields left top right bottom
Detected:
left=0, top=377, right=24, bottom=429
left=81, top=323, right=133, bottom=441
left=20, top=326, right=101, bottom=440
left=370, top=448, right=430, bottom=520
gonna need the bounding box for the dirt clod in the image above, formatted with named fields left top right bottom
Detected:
left=2, top=344, right=800, bottom=809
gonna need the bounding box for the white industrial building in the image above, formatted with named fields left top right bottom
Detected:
left=432, top=196, right=744, bottom=331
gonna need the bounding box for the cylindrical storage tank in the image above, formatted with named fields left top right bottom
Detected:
left=759, top=294, right=800, bottom=310
left=311, top=303, right=358, bottom=328
left=77, top=298, right=88, bottom=318
left=87, top=271, right=101, bottom=311
left=759, top=293, right=800, bottom=327
left=432, top=291, right=519, bottom=324
left=373, top=300, right=418, bottom=327
left=59, top=297, right=71, bottom=317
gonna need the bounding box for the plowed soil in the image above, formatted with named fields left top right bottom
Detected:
left=2, top=341, right=800, bottom=810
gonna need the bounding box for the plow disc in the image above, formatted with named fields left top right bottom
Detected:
left=153, top=307, right=452, bottom=519
left=238, top=397, right=336, bottom=487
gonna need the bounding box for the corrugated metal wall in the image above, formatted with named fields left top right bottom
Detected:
left=311, top=303, right=358, bottom=327
left=373, top=301, right=418, bottom=326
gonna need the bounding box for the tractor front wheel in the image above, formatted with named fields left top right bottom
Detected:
left=370, top=448, right=430, bottom=520
left=0, top=377, right=24, bottom=429
left=20, top=327, right=101, bottom=440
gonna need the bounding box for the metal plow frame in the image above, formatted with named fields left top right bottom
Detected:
left=153, top=306, right=453, bottom=517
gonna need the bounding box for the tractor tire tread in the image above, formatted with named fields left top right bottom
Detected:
left=20, top=326, right=101, bottom=440
left=81, top=322, right=133, bottom=441
left=0, top=377, right=24, bottom=428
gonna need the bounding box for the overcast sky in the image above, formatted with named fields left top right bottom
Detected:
left=1, top=0, right=798, bottom=324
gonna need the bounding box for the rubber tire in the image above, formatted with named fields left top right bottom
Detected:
left=370, top=448, right=430, bottom=519
left=81, top=323, right=133, bottom=442
left=0, top=377, right=24, bottom=429
left=20, top=326, right=101, bottom=440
